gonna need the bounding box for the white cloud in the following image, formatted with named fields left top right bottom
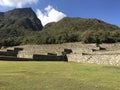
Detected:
left=36, top=5, right=67, bottom=26
left=0, top=0, right=38, bottom=8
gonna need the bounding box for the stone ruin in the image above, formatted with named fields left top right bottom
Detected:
left=0, top=42, right=120, bottom=66
left=67, top=43, right=120, bottom=66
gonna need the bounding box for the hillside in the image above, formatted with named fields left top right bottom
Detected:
left=0, top=8, right=120, bottom=46
left=0, top=8, right=43, bottom=38
left=35, top=17, right=120, bottom=44
left=44, top=17, right=119, bottom=32
left=0, top=8, right=43, bottom=46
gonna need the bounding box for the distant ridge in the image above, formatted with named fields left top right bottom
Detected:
left=43, top=17, right=119, bottom=31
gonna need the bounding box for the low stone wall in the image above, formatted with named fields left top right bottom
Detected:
left=16, top=43, right=96, bottom=58
left=0, top=56, right=33, bottom=61
left=67, top=54, right=120, bottom=66
left=100, top=43, right=120, bottom=50
left=83, top=50, right=120, bottom=55
left=33, top=54, right=67, bottom=61
left=17, top=52, right=33, bottom=59
left=1, top=42, right=120, bottom=66
left=0, top=48, right=23, bottom=57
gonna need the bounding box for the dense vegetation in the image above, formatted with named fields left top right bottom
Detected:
left=22, top=17, right=120, bottom=45
left=0, top=8, right=120, bottom=46
left=37, top=17, right=120, bottom=44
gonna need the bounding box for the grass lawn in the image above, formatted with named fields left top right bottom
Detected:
left=0, top=61, right=120, bottom=90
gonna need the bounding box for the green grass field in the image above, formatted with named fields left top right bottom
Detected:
left=0, top=61, right=120, bottom=90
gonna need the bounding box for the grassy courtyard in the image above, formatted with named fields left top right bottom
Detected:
left=0, top=61, right=120, bottom=90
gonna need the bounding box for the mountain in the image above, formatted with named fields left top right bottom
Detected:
left=0, top=8, right=120, bottom=46
left=4, top=8, right=38, bottom=19
left=39, top=17, right=120, bottom=44
left=0, top=8, right=43, bottom=46
left=43, top=17, right=119, bottom=32
left=0, top=8, right=43, bottom=38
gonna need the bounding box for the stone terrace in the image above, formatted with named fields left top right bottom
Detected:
left=0, top=42, right=120, bottom=65
left=67, top=43, right=120, bottom=66
left=16, top=42, right=96, bottom=58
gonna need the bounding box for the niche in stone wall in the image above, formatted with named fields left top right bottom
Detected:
left=62, top=49, right=73, bottom=55
left=47, top=53, right=57, bottom=56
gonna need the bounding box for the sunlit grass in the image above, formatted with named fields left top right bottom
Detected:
left=0, top=61, right=120, bottom=90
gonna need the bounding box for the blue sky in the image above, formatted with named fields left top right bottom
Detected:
left=0, top=0, right=120, bottom=27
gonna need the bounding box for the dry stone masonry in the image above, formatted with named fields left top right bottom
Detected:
left=67, top=43, right=120, bottom=66
left=0, top=42, right=120, bottom=66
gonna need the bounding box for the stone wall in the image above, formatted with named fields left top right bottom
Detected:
left=33, top=54, right=67, bottom=61
left=1, top=42, right=120, bottom=66
left=0, top=47, right=23, bottom=57
left=17, top=42, right=96, bottom=58
left=67, top=43, right=120, bottom=66
left=100, top=43, right=120, bottom=50
left=67, top=54, right=120, bottom=66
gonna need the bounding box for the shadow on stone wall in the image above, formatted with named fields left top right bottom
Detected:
left=0, top=48, right=23, bottom=57
left=0, top=55, right=68, bottom=61
left=0, top=47, right=30, bottom=61
left=62, top=49, right=72, bottom=55
left=33, top=54, right=67, bottom=61
left=0, top=47, right=70, bottom=61
left=0, top=56, right=33, bottom=61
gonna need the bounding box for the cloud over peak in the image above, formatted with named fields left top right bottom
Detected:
left=0, top=0, right=38, bottom=8
left=36, top=5, right=66, bottom=26
left=0, top=1, right=67, bottom=26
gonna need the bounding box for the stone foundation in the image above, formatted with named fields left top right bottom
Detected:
left=0, top=42, right=120, bottom=66
left=67, top=54, right=120, bottom=66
